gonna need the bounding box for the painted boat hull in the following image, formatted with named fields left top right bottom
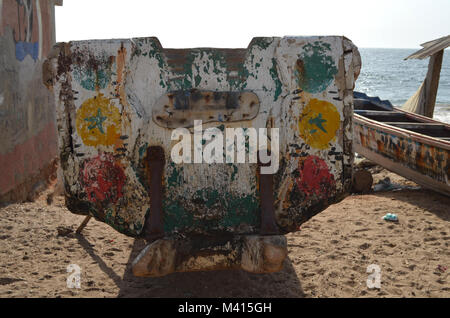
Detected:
left=45, top=37, right=361, bottom=276
left=353, top=108, right=450, bottom=197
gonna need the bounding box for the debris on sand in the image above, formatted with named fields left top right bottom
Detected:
left=383, top=213, right=399, bottom=222
left=57, top=226, right=74, bottom=237
left=437, top=265, right=448, bottom=273
left=374, top=177, right=421, bottom=192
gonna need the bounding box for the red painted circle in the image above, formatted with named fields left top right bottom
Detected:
left=81, top=153, right=125, bottom=204
left=296, top=156, right=336, bottom=200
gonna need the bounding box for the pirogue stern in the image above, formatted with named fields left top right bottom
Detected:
left=44, top=36, right=361, bottom=277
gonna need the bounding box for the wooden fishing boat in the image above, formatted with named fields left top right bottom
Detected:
left=353, top=92, right=450, bottom=196
left=45, top=36, right=361, bottom=277
left=353, top=36, right=450, bottom=197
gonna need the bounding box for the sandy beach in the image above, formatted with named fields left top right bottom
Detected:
left=0, top=167, right=448, bottom=298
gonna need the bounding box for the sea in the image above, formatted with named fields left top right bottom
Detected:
left=355, top=48, right=450, bottom=124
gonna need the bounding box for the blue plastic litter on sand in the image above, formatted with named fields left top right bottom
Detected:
left=383, top=213, right=398, bottom=222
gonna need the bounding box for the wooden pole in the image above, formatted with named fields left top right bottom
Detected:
left=423, top=49, right=444, bottom=118
left=76, top=216, right=92, bottom=234
left=352, top=170, right=373, bottom=194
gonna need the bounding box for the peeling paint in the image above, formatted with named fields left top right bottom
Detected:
left=354, top=121, right=450, bottom=189
left=80, top=152, right=126, bottom=204
left=0, top=0, right=60, bottom=201
left=47, top=36, right=360, bottom=238
left=295, top=41, right=338, bottom=93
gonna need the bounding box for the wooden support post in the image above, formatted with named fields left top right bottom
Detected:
left=76, top=216, right=92, bottom=234
left=352, top=170, right=373, bottom=194
left=144, top=146, right=165, bottom=241
left=258, top=150, right=279, bottom=236
left=423, top=49, right=444, bottom=118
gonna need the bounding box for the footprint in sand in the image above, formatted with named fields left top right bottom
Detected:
left=0, top=278, right=24, bottom=285
left=359, top=243, right=371, bottom=250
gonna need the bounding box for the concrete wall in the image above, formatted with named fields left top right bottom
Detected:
left=0, top=0, right=62, bottom=202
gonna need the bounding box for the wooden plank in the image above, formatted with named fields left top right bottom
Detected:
left=405, top=35, right=450, bottom=60
left=354, top=114, right=450, bottom=150
left=421, top=37, right=447, bottom=48
left=354, top=99, right=393, bottom=111
left=381, top=122, right=450, bottom=138
left=354, top=111, right=419, bottom=123
left=354, top=145, right=450, bottom=197
left=354, top=110, right=401, bottom=116
left=382, top=123, right=446, bottom=129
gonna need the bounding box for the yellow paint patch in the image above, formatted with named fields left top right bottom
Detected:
left=76, top=94, right=121, bottom=147
left=299, top=99, right=340, bottom=149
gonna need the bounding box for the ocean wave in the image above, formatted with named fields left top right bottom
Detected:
left=434, top=104, right=450, bottom=124
left=356, top=49, right=450, bottom=124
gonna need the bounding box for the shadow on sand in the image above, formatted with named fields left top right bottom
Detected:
left=373, top=188, right=450, bottom=221
left=77, top=235, right=305, bottom=298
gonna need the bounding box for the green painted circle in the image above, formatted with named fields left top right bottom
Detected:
left=295, top=42, right=338, bottom=93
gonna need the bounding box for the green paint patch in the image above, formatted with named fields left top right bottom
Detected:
left=163, top=201, right=195, bottom=233
left=270, top=58, right=283, bottom=101
left=209, top=50, right=227, bottom=75
left=73, top=66, right=111, bottom=91
left=251, top=37, right=274, bottom=50
left=85, top=108, right=106, bottom=134
left=220, top=192, right=259, bottom=228
left=308, top=113, right=327, bottom=133
left=228, top=163, right=239, bottom=182
left=131, top=142, right=150, bottom=190
left=163, top=187, right=259, bottom=233
left=295, top=41, right=337, bottom=93
left=195, top=74, right=202, bottom=87
left=92, top=206, right=143, bottom=237
left=167, top=162, right=183, bottom=188
left=194, top=189, right=220, bottom=209
left=149, top=48, right=166, bottom=70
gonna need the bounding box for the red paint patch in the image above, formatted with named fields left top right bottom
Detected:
left=81, top=153, right=125, bottom=204
left=295, top=156, right=336, bottom=199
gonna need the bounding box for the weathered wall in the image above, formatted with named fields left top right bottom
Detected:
left=47, top=36, right=361, bottom=238
left=0, top=0, right=62, bottom=202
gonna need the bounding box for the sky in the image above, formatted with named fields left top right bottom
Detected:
left=56, top=0, right=450, bottom=49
